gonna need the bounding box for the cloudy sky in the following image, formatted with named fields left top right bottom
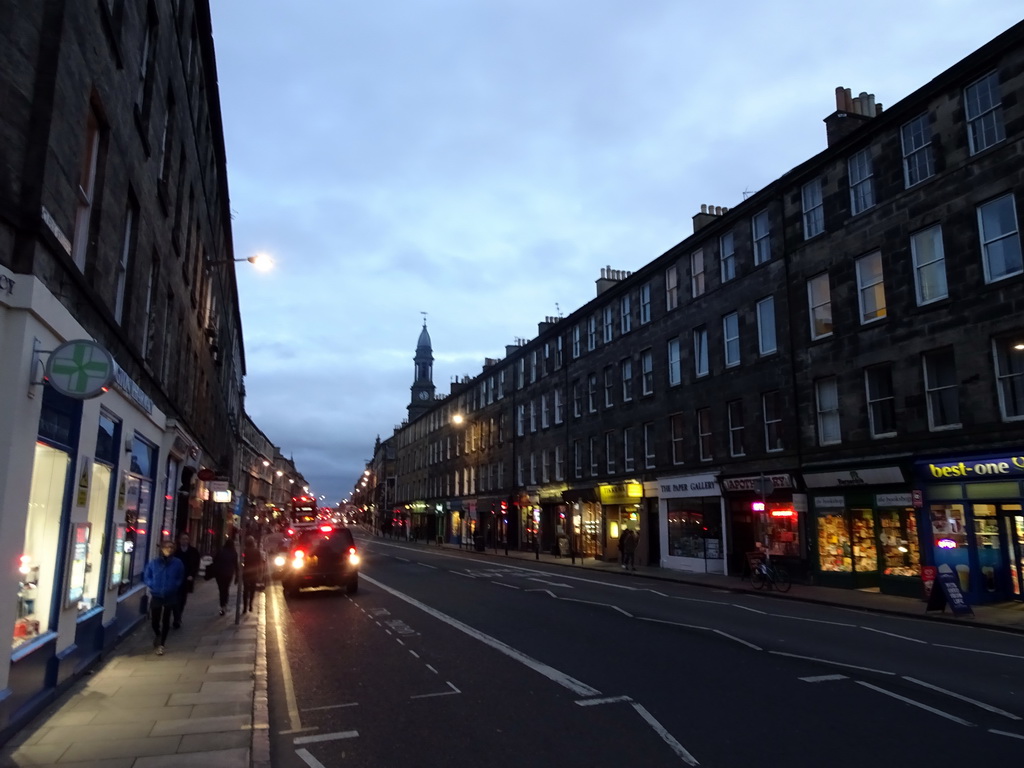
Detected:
left=208, top=1, right=1021, bottom=504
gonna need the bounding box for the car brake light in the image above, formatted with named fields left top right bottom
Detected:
left=319, top=524, right=333, bottom=533
left=348, top=547, right=356, bottom=555
left=286, top=528, right=295, bottom=536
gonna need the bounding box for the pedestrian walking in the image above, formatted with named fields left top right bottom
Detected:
left=208, top=538, right=238, bottom=615
left=242, top=535, right=266, bottom=613
left=620, top=526, right=638, bottom=571
left=143, top=539, right=185, bottom=655
left=171, top=531, right=201, bottom=629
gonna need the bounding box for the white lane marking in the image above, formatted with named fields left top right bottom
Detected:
left=271, top=587, right=303, bottom=732
left=418, top=563, right=438, bottom=570
left=990, top=729, right=1024, bottom=741
left=636, top=616, right=710, bottom=632
left=295, top=748, right=327, bottom=768
left=396, top=639, right=405, bottom=646
left=712, top=630, right=762, bottom=651
left=769, top=615, right=856, bottom=627
left=770, top=651, right=895, bottom=675
left=425, top=664, right=438, bottom=674
left=576, top=695, right=633, bottom=707
left=631, top=703, right=700, bottom=765
left=667, top=595, right=724, bottom=606
left=410, top=681, right=461, bottom=699
left=558, top=597, right=632, bottom=616
left=903, top=676, right=1022, bottom=720
left=294, top=730, right=361, bottom=745
left=384, top=630, right=392, bottom=636
left=800, top=674, right=848, bottom=683
left=451, top=571, right=476, bottom=578
left=855, top=681, right=973, bottom=726
left=525, top=589, right=558, bottom=597
left=728, top=604, right=767, bottom=615
left=861, top=626, right=927, bottom=643
left=363, top=573, right=601, bottom=696
left=409, top=650, right=420, bottom=659
left=303, top=702, right=359, bottom=712
left=492, top=581, right=521, bottom=589
left=528, top=578, right=573, bottom=588
left=644, top=590, right=667, bottom=597
left=395, top=557, right=410, bottom=562
left=934, top=644, right=1024, bottom=660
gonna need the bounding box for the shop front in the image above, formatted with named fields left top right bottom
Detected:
left=562, top=487, right=601, bottom=559
left=720, top=473, right=805, bottom=579
left=655, top=473, right=724, bottom=574
left=917, top=453, right=1024, bottom=604
left=597, top=481, right=644, bottom=565
left=804, top=465, right=921, bottom=595
left=537, top=488, right=569, bottom=557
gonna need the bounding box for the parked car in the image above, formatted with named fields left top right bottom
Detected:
left=280, top=524, right=359, bottom=597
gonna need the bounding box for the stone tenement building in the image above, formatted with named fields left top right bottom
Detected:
left=372, top=21, right=1024, bottom=607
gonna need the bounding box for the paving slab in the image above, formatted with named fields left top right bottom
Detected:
left=149, top=715, right=251, bottom=737
left=133, top=747, right=248, bottom=768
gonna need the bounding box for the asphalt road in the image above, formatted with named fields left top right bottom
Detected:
left=266, top=534, right=1024, bottom=768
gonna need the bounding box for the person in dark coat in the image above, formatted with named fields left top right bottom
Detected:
left=143, top=540, right=185, bottom=655
left=241, top=535, right=266, bottom=613
left=208, top=538, right=237, bottom=615
left=172, top=532, right=201, bottom=628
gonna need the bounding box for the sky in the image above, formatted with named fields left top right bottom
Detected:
left=207, top=1, right=1022, bottom=504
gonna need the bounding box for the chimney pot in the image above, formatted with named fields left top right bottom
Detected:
left=875, top=102, right=883, bottom=116
left=843, top=87, right=853, bottom=112
left=835, top=86, right=845, bottom=111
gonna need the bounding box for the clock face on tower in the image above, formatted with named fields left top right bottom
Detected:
left=418, top=391, right=429, bottom=401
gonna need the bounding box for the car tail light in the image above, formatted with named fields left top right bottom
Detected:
left=347, top=546, right=360, bottom=566
left=319, top=524, right=333, bottom=533
left=286, top=528, right=295, bottom=536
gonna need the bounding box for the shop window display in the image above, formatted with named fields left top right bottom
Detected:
left=879, top=508, right=920, bottom=578
left=78, top=461, right=113, bottom=612
left=118, top=436, right=156, bottom=595
left=15, top=443, right=71, bottom=648
left=850, top=508, right=878, bottom=572
left=756, top=503, right=800, bottom=557
left=818, top=511, right=852, bottom=572
left=667, top=499, right=722, bottom=560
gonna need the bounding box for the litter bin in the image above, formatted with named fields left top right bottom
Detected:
left=474, top=534, right=485, bottom=552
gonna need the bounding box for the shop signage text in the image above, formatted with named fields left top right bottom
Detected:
left=802, top=466, right=904, bottom=488
left=925, top=456, right=1024, bottom=480
left=722, top=474, right=793, bottom=493
left=599, top=482, right=643, bottom=505
left=876, top=493, right=912, bottom=507
left=658, top=474, right=720, bottom=499
left=113, top=364, right=154, bottom=414
left=0, top=274, right=14, bottom=296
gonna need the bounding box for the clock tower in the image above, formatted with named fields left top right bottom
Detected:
left=408, top=318, right=435, bottom=422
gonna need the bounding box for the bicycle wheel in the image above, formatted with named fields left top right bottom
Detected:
left=773, top=566, right=791, bottom=593
left=750, top=568, right=766, bottom=590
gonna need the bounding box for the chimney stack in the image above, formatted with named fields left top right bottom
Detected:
left=824, top=85, right=883, bottom=147
left=693, top=203, right=730, bottom=233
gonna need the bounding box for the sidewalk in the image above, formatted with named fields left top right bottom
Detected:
left=398, top=531, right=1024, bottom=634
left=0, top=581, right=270, bottom=768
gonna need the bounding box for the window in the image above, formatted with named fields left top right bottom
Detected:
left=555, top=336, right=564, bottom=369
left=727, top=400, right=745, bottom=457
left=807, top=273, right=833, bottom=339
left=848, top=147, right=875, bottom=215
left=723, top=312, right=740, bottom=367
left=667, top=338, right=681, bottom=386
left=589, top=436, right=599, bottom=477
left=529, top=401, right=537, bottom=433
left=574, top=439, right=584, bottom=478
left=554, top=387, right=564, bottom=424
left=114, top=196, right=137, bottom=323
left=643, top=422, right=655, bottom=468
left=923, top=348, right=960, bottom=429
left=71, top=108, right=102, bottom=271
left=901, top=113, right=934, bottom=187
left=640, top=284, right=652, bottom=324
left=572, top=325, right=581, bottom=358
left=641, top=349, right=654, bottom=395
left=756, top=297, right=777, bottom=355
left=693, top=326, right=709, bottom=377
left=815, top=377, right=841, bottom=445
left=666, top=266, right=679, bottom=311
left=907, top=225, right=948, bottom=305
left=865, top=364, right=897, bottom=437
left=670, top=413, right=685, bottom=465
left=720, top=231, right=736, bottom=282
left=587, top=316, right=597, bottom=351
left=691, top=250, right=705, bottom=297
left=136, top=12, right=156, bottom=109
left=856, top=251, right=886, bottom=323
left=516, top=404, right=525, bottom=436
left=697, top=408, right=712, bottom=461
left=621, top=358, right=633, bottom=402
left=587, top=374, right=598, bottom=413
left=530, top=351, right=538, bottom=383
left=541, top=394, right=550, bottom=428
left=540, top=450, right=549, bottom=483
left=752, top=210, right=771, bottom=265
left=141, top=254, right=158, bottom=362
left=517, top=358, right=525, bottom=388
left=620, top=295, right=632, bottom=334
left=978, top=194, right=1022, bottom=283
left=572, top=380, right=582, bottom=417
left=605, top=432, right=616, bottom=474
left=603, top=305, right=614, bottom=343
left=762, top=391, right=783, bottom=452
left=993, top=336, right=1024, bottom=420
left=965, top=72, right=1005, bottom=155
left=543, top=343, right=551, bottom=375
left=555, top=446, right=564, bottom=481
left=530, top=453, right=537, bottom=485
left=603, top=365, right=615, bottom=408
left=802, top=178, right=824, bottom=239
left=498, top=370, right=506, bottom=399
left=623, top=427, right=635, bottom=472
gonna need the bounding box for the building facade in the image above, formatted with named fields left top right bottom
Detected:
left=379, top=21, right=1024, bottom=606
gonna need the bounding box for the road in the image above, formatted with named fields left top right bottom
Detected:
left=265, top=534, right=1024, bottom=767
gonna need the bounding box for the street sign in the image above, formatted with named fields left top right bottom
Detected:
left=45, top=340, right=115, bottom=399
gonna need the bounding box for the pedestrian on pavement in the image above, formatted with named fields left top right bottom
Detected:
left=209, top=537, right=238, bottom=615
left=242, top=535, right=266, bottom=613
left=172, top=531, right=201, bottom=629
left=143, top=539, right=185, bottom=655
left=620, top=526, right=638, bottom=571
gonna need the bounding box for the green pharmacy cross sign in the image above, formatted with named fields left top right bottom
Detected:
left=45, top=340, right=115, bottom=399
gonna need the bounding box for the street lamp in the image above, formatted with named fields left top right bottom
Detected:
left=209, top=252, right=274, bottom=271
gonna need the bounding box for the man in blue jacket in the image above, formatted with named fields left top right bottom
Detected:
left=144, top=539, right=185, bottom=655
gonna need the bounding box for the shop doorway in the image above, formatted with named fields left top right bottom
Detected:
left=1004, top=507, right=1024, bottom=600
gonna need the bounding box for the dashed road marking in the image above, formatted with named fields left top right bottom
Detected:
left=425, top=664, right=438, bottom=674
left=799, top=674, right=848, bottom=683
left=296, top=748, right=327, bottom=768
left=576, top=695, right=633, bottom=707
left=294, top=730, right=360, bottom=745
left=410, top=681, right=461, bottom=699
left=713, top=629, right=761, bottom=651
left=856, top=681, right=973, bottom=726
left=904, top=676, right=1022, bottom=720
left=990, top=729, right=1024, bottom=741
left=770, top=651, right=894, bottom=675
left=861, top=626, right=927, bottom=643
left=303, top=702, right=359, bottom=712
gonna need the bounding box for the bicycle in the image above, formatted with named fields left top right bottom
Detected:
left=750, top=557, right=791, bottom=592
